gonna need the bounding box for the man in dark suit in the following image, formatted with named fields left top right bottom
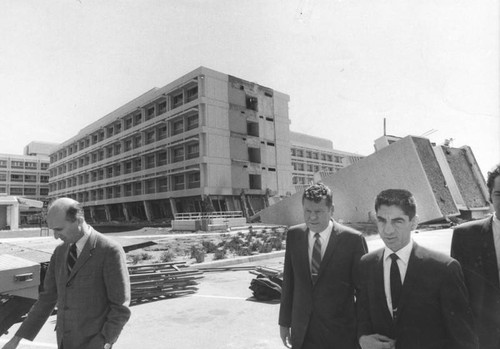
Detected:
left=357, top=189, right=478, bottom=349
left=2, top=198, right=131, bottom=349
left=279, top=183, right=368, bottom=349
left=451, top=164, right=500, bottom=349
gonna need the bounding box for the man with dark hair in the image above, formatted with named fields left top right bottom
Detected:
left=452, top=164, right=500, bottom=349
left=279, top=183, right=368, bottom=349
left=357, top=189, right=477, bottom=349
left=2, top=198, right=131, bottom=349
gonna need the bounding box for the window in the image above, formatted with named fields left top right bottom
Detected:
left=124, top=184, right=132, bottom=196
left=0, top=160, right=7, bottom=168
left=172, top=93, right=183, bottom=108
left=146, top=106, right=155, bottom=121
left=106, top=167, right=113, bottom=178
left=157, top=151, right=167, bottom=166
left=24, top=175, right=37, bottom=182
left=24, top=187, right=36, bottom=196
left=114, top=123, right=122, bottom=134
left=187, top=143, right=199, bottom=159
left=134, top=182, right=142, bottom=195
left=11, top=174, right=23, bottom=182
left=114, top=143, right=122, bottom=155
left=124, top=139, right=132, bottom=152
left=291, top=149, right=296, bottom=156
left=173, top=147, right=184, bottom=162
left=247, top=122, right=259, bottom=137
left=133, top=113, right=142, bottom=126
left=173, top=174, right=184, bottom=190
left=146, top=180, right=155, bottom=194
left=248, top=147, right=261, bottom=163
left=306, top=151, right=312, bottom=159
left=334, top=156, right=343, bottom=163
left=114, top=164, right=121, bottom=176
left=158, top=177, right=168, bottom=192
left=40, top=188, right=49, bottom=196
left=106, top=147, right=113, bottom=158
left=107, top=126, right=114, bottom=137
left=133, top=135, right=142, bottom=148
left=307, top=164, right=313, bottom=172
left=25, top=162, right=37, bottom=169
left=158, top=125, right=167, bottom=140
left=246, top=96, right=258, bottom=111
left=10, top=187, right=23, bottom=195
left=249, top=174, right=261, bottom=189
left=146, top=154, right=155, bottom=169
left=145, top=130, right=155, bottom=145
left=312, top=152, right=319, bottom=160
left=186, top=114, right=199, bottom=130
left=158, top=101, right=167, bottom=115
left=187, top=172, right=200, bottom=188
left=186, top=86, right=198, bottom=102
left=172, top=119, right=184, bottom=135
left=11, top=161, right=24, bottom=168
left=124, top=117, right=133, bottom=130
left=296, top=150, right=303, bottom=157
left=0, top=173, right=6, bottom=181
left=124, top=161, right=132, bottom=174
left=133, top=158, right=142, bottom=172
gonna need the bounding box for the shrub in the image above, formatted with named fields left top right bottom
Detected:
left=190, top=244, right=206, bottom=263
left=202, top=240, right=218, bottom=253
left=236, top=246, right=252, bottom=256
left=213, top=248, right=227, bottom=260
left=259, top=242, right=273, bottom=254
left=129, top=254, right=141, bottom=265
left=160, top=251, right=176, bottom=263
left=140, top=252, right=153, bottom=260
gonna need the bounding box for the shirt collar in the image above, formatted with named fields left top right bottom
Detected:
left=74, top=228, right=91, bottom=253
left=309, top=220, right=333, bottom=238
left=384, top=239, right=413, bottom=266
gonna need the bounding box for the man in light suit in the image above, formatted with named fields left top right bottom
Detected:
left=2, top=198, right=131, bottom=349
left=279, top=183, right=368, bottom=349
left=357, top=189, right=478, bottom=349
left=452, top=164, right=500, bottom=349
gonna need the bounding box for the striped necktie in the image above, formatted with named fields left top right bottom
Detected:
left=67, top=244, right=77, bottom=274
left=311, top=233, right=322, bottom=284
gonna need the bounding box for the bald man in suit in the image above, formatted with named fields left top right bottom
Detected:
left=2, top=198, right=131, bottom=349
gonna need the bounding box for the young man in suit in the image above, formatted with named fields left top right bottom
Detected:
left=357, top=189, right=478, bottom=349
left=279, top=183, right=368, bottom=349
left=2, top=198, right=131, bottom=349
left=452, top=164, right=500, bottom=349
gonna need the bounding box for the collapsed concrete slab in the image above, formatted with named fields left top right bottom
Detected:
left=258, top=136, right=489, bottom=226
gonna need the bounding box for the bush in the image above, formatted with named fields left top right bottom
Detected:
left=129, top=254, right=141, bottom=265
left=160, top=251, right=176, bottom=263
left=202, top=240, right=218, bottom=253
left=213, top=248, right=227, bottom=260
left=140, top=252, right=153, bottom=260
left=236, top=246, right=252, bottom=256
left=259, top=242, right=273, bottom=254
left=190, top=244, right=206, bottom=263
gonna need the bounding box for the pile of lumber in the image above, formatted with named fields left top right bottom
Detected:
left=128, top=262, right=204, bottom=304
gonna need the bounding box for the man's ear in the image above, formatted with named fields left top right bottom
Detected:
left=410, top=215, right=419, bottom=230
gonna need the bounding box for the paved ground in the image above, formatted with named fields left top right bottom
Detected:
left=0, top=228, right=455, bottom=349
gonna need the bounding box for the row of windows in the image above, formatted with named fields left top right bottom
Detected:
left=60, top=173, right=202, bottom=202
left=50, top=114, right=200, bottom=177
left=50, top=143, right=200, bottom=190
left=0, top=186, right=49, bottom=196
left=0, top=173, right=49, bottom=183
left=0, top=160, right=49, bottom=170
left=52, top=84, right=199, bottom=163
left=292, top=176, right=314, bottom=185
left=292, top=162, right=338, bottom=172
left=291, top=148, right=347, bottom=163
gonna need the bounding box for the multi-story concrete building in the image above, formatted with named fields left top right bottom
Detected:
left=48, top=67, right=292, bottom=223
left=290, top=131, right=364, bottom=191
left=0, top=142, right=56, bottom=200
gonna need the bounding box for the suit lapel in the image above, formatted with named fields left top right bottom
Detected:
left=296, top=226, right=312, bottom=285
left=480, top=218, right=500, bottom=288
left=317, top=221, right=339, bottom=279
left=68, top=229, right=97, bottom=281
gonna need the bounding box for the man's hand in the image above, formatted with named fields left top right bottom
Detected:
left=359, top=334, right=396, bottom=349
left=2, top=335, right=21, bottom=349
left=279, top=326, right=292, bottom=348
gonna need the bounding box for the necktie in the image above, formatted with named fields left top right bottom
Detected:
left=67, top=244, right=77, bottom=274
left=390, top=253, right=402, bottom=318
left=311, top=233, right=322, bottom=284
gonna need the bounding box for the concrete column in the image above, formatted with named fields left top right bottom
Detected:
left=122, top=203, right=130, bottom=222
left=143, top=201, right=152, bottom=222
left=104, top=205, right=111, bottom=222
left=169, top=198, right=177, bottom=217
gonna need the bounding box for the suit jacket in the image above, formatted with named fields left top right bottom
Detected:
left=452, top=217, right=500, bottom=349
left=16, top=228, right=131, bottom=349
left=357, top=242, right=478, bottom=349
left=279, top=220, right=368, bottom=349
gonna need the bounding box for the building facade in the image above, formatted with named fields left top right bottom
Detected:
left=48, top=67, right=292, bottom=222
left=0, top=142, right=56, bottom=201
left=290, top=132, right=364, bottom=191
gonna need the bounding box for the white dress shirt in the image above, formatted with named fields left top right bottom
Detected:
left=73, top=230, right=90, bottom=258
left=308, top=220, right=333, bottom=273
left=383, top=239, right=413, bottom=317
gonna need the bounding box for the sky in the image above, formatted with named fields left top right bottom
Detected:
left=0, top=0, right=498, bottom=177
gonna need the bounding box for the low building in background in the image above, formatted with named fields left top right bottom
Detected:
left=0, top=142, right=57, bottom=227
left=290, top=131, right=364, bottom=192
